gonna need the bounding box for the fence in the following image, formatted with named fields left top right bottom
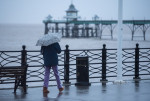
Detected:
left=0, top=43, right=150, bottom=87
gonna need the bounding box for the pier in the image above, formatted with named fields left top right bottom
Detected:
left=43, top=19, right=150, bottom=40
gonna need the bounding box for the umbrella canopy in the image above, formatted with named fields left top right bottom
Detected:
left=36, top=33, right=62, bottom=46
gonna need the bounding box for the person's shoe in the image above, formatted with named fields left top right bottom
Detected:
left=43, top=87, right=49, bottom=93
left=59, top=87, right=64, bottom=92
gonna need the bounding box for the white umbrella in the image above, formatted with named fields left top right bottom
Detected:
left=36, top=33, right=62, bottom=46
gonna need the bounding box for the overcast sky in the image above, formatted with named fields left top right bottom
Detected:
left=0, top=0, right=150, bottom=24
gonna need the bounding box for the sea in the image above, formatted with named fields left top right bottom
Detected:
left=0, top=24, right=150, bottom=51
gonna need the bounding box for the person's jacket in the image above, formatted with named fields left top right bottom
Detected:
left=41, top=42, right=61, bottom=66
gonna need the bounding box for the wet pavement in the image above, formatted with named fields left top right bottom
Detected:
left=0, top=80, right=150, bottom=101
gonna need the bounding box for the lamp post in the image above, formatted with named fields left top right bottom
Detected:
left=114, top=0, right=125, bottom=83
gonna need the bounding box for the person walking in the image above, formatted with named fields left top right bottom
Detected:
left=41, top=42, right=64, bottom=93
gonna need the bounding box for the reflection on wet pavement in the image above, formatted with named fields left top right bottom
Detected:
left=0, top=80, right=150, bottom=101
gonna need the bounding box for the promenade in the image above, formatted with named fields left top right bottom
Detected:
left=0, top=80, right=150, bottom=101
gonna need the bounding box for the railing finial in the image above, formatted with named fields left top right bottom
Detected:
left=22, top=45, right=26, bottom=50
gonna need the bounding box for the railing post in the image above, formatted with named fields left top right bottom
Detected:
left=64, top=45, right=71, bottom=84
left=133, top=43, right=141, bottom=80
left=21, top=45, right=28, bottom=88
left=100, top=44, right=108, bottom=82
left=21, top=45, right=27, bottom=66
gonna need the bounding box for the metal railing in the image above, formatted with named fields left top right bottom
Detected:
left=0, top=43, right=150, bottom=87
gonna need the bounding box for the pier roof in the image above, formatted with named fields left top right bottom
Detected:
left=66, top=4, right=78, bottom=12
